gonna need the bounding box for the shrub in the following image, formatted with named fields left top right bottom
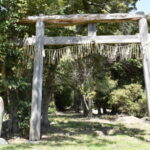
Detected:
left=94, top=78, right=117, bottom=114
left=109, top=83, right=147, bottom=117
left=54, top=88, right=73, bottom=111
left=48, top=101, right=57, bottom=114
left=17, top=100, right=31, bottom=136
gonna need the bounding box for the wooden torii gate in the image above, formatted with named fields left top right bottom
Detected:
left=20, top=13, right=150, bottom=141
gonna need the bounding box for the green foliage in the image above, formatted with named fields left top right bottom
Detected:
left=94, top=76, right=117, bottom=112
left=109, top=83, right=147, bottom=117
left=0, top=0, right=33, bottom=136
left=54, top=88, right=74, bottom=111
left=17, top=100, right=30, bottom=136
left=48, top=101, right=57, bottom=114
left=111, top=59, right=144, bottom=85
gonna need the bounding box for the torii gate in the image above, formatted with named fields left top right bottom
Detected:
left=20, top=13, right=150, bottom=141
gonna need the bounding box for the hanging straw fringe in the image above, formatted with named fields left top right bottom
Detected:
left=23, top=43, right=142, bottom=64
left=23, top=45, right=35, bottom=64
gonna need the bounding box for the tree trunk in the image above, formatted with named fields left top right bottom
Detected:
left=73, top=90, right=81, bottom=113
left=111, top=106, right=118, bottom=115
left=41, top=64, right=57, bottom=132
left=88, top=99, right=92, bottom=118
left=81, top=95, right=92, bottom=118
left=8, top=90, right=18, bottom=135
left=98, top=106, right=102, bottom=115
left=103, top=107, right=107, bottom=114
left=0, top=97, right=4, bottom=137
left=82, top=95, right=89, bottom=117
left=41, top=89, right=51, bottom=133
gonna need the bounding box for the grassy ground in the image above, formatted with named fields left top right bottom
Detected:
left=0, top=112, right=150, bottom=150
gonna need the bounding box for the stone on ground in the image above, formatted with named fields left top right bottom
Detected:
left=94, top=130, right=105, bottom=136
left=0, top=138, right=8, bottom=145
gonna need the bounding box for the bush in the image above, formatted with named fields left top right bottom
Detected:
left=54, top=88, right=73, bottom=111
left=48, top=101, right=57, bottom=114
left=109, top=83, right=147, bottom=117
left=17, top=100, right=31, bottom=136
left=94, top=78, right=117, bottom=114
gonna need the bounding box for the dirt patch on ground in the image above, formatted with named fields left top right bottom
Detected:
left=8, top=137, right=29, bottom=144
left=116, top=116, right=144, bottom=124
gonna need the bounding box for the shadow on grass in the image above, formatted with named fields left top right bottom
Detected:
left=0, top=144, right=33, bottom=150
left=48, top=112, right=148, bottom=143
left=2, top=137, right=115, bottom=150
left=0, top=112, right=149, bottom=150
left=41, top=136, right=115, bottom=147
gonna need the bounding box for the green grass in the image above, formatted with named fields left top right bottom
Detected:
left=1, top=112, right=150, bottom=150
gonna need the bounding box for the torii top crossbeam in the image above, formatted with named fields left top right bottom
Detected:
left=20, top=13, right=150, bottom=26
left=21, top=13, right=150, bottom=46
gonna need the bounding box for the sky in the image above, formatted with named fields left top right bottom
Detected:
left=136, top=0, right=150, bottom=13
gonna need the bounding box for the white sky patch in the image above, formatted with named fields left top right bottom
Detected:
left=136, top=0, right=150, bottom=13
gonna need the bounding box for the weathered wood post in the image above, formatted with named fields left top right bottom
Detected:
left=0, top=97, right=4, bottom=136
left=29, top=16, right=45, bottom=141
left=88, top=24, right=96, bottom=36
left=139, top=17, right=150, bottom=117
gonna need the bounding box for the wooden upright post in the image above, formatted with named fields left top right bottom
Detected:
left=29, top=18, right=44, bottom=141
left=88, top=24, right=96, bottom=36
left=139, top=17, right=150, bottom=117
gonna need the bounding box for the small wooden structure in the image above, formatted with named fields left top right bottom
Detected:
left=20, top=13, right=150, bottom=141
